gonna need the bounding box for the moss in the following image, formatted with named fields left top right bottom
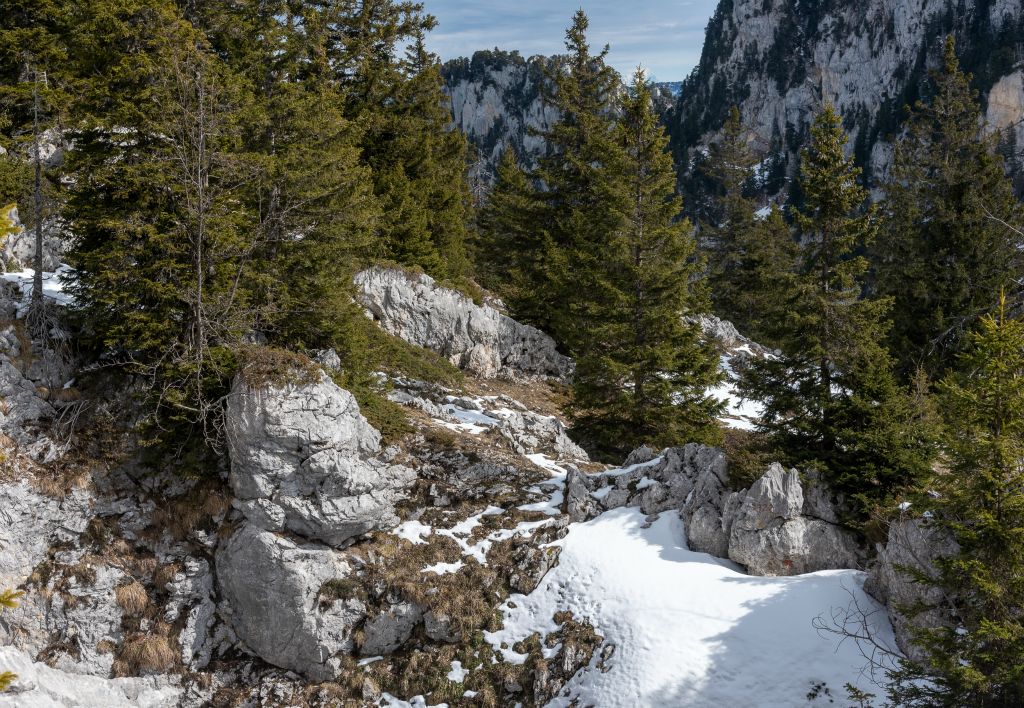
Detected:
left=317, top=578, right=366, bottom=608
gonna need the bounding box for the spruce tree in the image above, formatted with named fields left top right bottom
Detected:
left=889, top=295, right=1024, bottom=707
left=875, top=36, right=1024, bottom=380
left=569, top=70, right=723, bottom=459
left=65, top=0, right=257, bottom=441
left=702, top=106, right=797, bottom=344
left=740, top=107, right=936, bottom=510
left=516, top=10, right=625, bottom=347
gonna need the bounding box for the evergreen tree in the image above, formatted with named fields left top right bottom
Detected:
left=65, top=0, right=257, bottom=442
left=740, top=108, right=936, bottom=510
left=475, top=148, right=546, bottom=306
left=702, top=106, right=797, bottom=343
left=515, top=10, right=625, bottom=346
left=875, top=36, right=1024, bottom=380
left=569, top=70, right=723, bottom=459
left=889, top=295, right=1024, bottom=707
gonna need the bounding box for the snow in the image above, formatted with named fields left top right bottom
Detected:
left=0, top=265, right=75, bottom=316
left=422, top=560, right=465, bottom=576
left=709, top=355, right=764, bottom=431
left=393, top=519, right=432, bottom=545
left=447, top=660, right=469, bottom=682
left=438, top=403, right=501, bottom=434
left=486, top=507, right=897, bottom=707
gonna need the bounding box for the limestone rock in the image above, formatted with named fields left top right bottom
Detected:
left=0, top=646, right=180, bottom=708
left=226, top=371, right=415, bottom=547
left=360, top=601, right=423, bottom=656
left=727, top=464, right=860, bottom=576
left=215, top=523, right=365, bottom=681
left=865, top=518, right=958, bottom=661
left=354, top=267, right=572, bottom=380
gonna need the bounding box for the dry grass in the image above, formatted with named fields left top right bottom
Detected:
left=114, top=580, right=149, bottom=616
left=149, top=482, right=231, bottom=541
left=153, top=562, right=181, bottom=592
left=234, top=345, right=321, bottom=389
left=114, top=632, right=176, bottom=676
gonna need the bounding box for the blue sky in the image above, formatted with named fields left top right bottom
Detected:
left=423, top=1, right=720, bottom=82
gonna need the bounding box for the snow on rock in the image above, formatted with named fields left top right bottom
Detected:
left=0, top=265, right=76, bottom=316
left=354, top=267, right=572, bottom=381
left=226, top=369, right=416, bottom=547
left=488, top=506, right=895, bottom=706
left=0, top=646, right=180, bottom=707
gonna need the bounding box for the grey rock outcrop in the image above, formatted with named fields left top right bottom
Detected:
left=866, top=517, right=958, bottom=660
left=215, top=523, right=366, bottom=680
left=163, top=557, right=216, bottom=669
left=570, top=446, right=860, bottom=576
left=0, top=646, right=180, bottom=708
left=226, top=370, right=415, bottom=547
left=727, top=464, right=860, bottom=576
left=354, top=267, right=572, bottom=380
left=0, top=481, right=92, bottom=588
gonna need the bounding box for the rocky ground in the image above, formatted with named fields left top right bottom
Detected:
left=0, top=263, right=938, bottom=707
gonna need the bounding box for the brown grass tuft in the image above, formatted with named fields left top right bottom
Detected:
left=115, top=633, right=176, bottom=675
left=114, top=580, right=149, bottom=616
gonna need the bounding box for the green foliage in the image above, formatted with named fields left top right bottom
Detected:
left=875, top=36, right=1024, bottom=380
left=740, top=107, right=937, bottom=513
left=888, top=296, right=1024, bottom=707
left=568, top=70, right=723, bottom=459
left=703, top=106, right=797, bottom=344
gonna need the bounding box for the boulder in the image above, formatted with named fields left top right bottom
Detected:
left=360, top=601, right=422, bottom=656
left=226, top=371, right=415, bottom=547
left=354, top=267, right=572, bottom=380
left=865, top=518, right=958, bottom=661
left=215, top=523, right=366, bottom=681
left=726, top=464, right=860, bottom=576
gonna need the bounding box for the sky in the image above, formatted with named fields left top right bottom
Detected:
left=423, top=1, right=721, bottom=82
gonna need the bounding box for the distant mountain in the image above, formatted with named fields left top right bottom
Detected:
left=670, top=0, right=1024, bottom=200
left=441, top=50, right=679, bottom=189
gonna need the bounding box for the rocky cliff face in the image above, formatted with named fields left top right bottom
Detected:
left=671, top=0, right=1024, bottom=196
left=442, top=51, right=680, bottom=189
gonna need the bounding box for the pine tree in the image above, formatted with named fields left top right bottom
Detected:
left=515, top=10, right=625, bottom=347
left=889, top=294, right=1024, bottom=707
left=569, top=70, right=723, bottom=459
left=740, top=107, right=936, bottom=510
left=702, top=106, right=797, bottom=343
left=875, top=36, right=1024, bottom=380
left=65, top=0, right=258, bottom=442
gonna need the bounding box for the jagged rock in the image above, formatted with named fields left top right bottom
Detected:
left=1, top=205, right=68, bottom=273
left=163, top=558, right=216, bottom=670
left=865, top=518, right=958, bottom=661
left=727, top=464, right=860, bottom=576
left=562, top=467, right=599, bottom=523
left=215, top=523, right=365, bottom=681
left=0, top=481, right=92, bottom=588
left=309, top=348, right=341, bottom=371
left=225, top=370, right=415, bottom=547
left=423, top=610, right=459, bottom=644
left=0, top=646, right=180, bottom=708
left=2, top=563, right=126, bottom=677
left=495, top=409, right=588, bottom=461
left=354, top=267, right=572, bottom=380
left=360, top=601, right=423, bottom=656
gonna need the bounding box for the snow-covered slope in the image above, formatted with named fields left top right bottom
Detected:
left=489, top=506, right=893, bottom=706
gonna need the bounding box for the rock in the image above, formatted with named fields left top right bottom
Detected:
left=225, top=370, right=415, bottom=547
left=0, top=481, right=92, bottom=588
left=215, top=523, right=366, bottom=681
left=0, top=646, right=180, bottom=708
left=562, top=467, right=598, bottom=523
left=423, top=610, right=459, bottom=644
left=495, top=409, right=588, bottom=461
left=360, top=601, right=422, bottom=656
left=727, top=464, right=860, bottom=576
left=163, top=558, right=216, bottom=670
left=354, top=267, right=572, bottom=380
left=309, top=348, right=341, bottom=371
left=2, top=564, right=126, bottom=677
left=865, top=518, right=958, bottom=661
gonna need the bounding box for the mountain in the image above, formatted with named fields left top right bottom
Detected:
left=670, top=0, right=1024, bottom=197
left=441, top=51, right=679, bottom=189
